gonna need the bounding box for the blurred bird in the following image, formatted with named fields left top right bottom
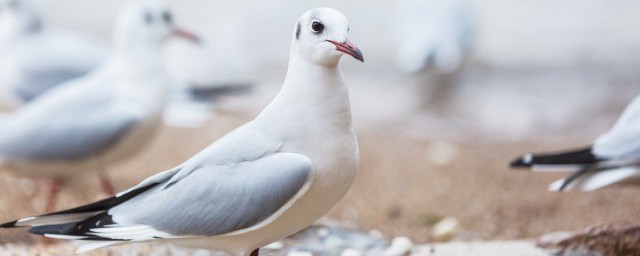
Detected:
left=395, top=0, right=474, bottom=74
left=511, top=95, right=640, bottom=191
left=0, top=7, right=362, bottom=256
left=0, top=0, right=199, bottom=212
left=0, top=0, right=108, bottom=110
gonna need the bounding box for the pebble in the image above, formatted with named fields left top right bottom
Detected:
left=384, top=236, right=413, bottom=256
left=287, top=250, right=314, bottom=256
left=341, top=248, right=363, bottom=256
left=432, top=217, right=460, bottom=241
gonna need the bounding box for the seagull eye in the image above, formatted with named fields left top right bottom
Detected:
left=311, top=21, right=324, bottom=33
left=162, top=11, right=173, bottom=24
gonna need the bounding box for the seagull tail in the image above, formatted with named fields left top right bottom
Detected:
left=549, top=166, right=640, bottom=192
left=0, top=182, right=157, bottom=230
left=548, top=168, right=592, bottom=192
left=510, top=146, right=602, bottom=170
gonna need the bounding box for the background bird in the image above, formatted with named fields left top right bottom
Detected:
left=511, top=94, right=640, bottom=191
left=0, top=0, right=199, bottom=212
left=395, top=0, right=474, bottom=74
left=0, top=0, right=108, bottom=110
left=0, top=7, right=363, bottom=256
left=394, top=0, right=474, bottom=113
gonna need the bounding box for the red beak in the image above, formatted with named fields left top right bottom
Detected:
left=172, top=27, right=201, bottom=45
left=327, top=39, right=364, bottom=62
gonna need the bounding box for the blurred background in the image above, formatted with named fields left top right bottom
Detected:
left=1, top=0, right=640, bottom=246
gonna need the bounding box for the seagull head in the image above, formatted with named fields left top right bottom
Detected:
left=292, top=7, right=363, bottom=66
left=114, top=0, right=200, bottom=52
left=0, top=0, right=42, bottom=33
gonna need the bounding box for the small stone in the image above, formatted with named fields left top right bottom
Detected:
left=264, top=241, right=284, bottom=250
left=432, top=216, right=460, bottom=241
left=383, top=236, right=413, bottom=256
left=287, top=250, right=314, bottom=256
left=368, top=229, right=384, bottom=240
left=341, top=248, right=363, bottom=256
left=317, top=227, right=330, bottom=238
left=323, top=235, right=344, bottom=249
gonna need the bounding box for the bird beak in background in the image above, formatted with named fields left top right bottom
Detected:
left=172, top=27, right=201, bottom=45
left=327, top=39, right=364, bottom=62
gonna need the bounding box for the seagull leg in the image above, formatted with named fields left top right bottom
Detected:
left=98, top=171, right=116, bottom=196
left=43, top=178, right=61, bottom=213
left=250, top=249, right=259, bottom=256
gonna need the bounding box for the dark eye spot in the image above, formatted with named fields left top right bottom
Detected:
left=311, top=21, right=324, bottom=34
left=144, top=11, right=154, bottom=24
left=162, top=11, right=173, bottom=24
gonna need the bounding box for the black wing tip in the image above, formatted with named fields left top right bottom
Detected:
left=28, top=213, right=124, bottom=241
left=0, top=220, right=18, bottom=228
left=509, top=146, right=600, bottom=168
left=510, top=154, right=533, bottom=169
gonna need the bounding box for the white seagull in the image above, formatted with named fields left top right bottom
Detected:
left=395, top=0, right=474, bottom=74
left=0, top=7, right=363, bottom=256
left=511, top=95, right=640, bottom=191
left=0, top=0, right=108, bottom=109
left=0, top=0, right=199, bottom=211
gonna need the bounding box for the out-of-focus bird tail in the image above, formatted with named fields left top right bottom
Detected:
left=510, top=146, right=602, bottom=171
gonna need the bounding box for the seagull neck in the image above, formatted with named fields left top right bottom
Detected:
left=258, top=55, right=353, bottom=135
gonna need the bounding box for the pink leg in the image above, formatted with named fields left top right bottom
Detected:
left=43, top=178, right=61, bottom=213
left=98, top=172, right=115, bottom=196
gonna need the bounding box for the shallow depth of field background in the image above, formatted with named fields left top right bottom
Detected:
left=1, top=0, right=640, bottom=244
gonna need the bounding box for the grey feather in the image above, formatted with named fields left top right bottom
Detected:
left=0, top=84, right=143, bottom=160
left=12, top=66, right=95, bottom=101
left=110, top=152, right=312, bottom=236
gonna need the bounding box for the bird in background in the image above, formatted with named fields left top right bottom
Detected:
left=0, top=0, right=108, bottom=110
left=0, top=0, right=199, bottom=212
left=511, top=95, right=640, bottom=191
left=395, top=0, right=474, bottom=74
left=1, top=7, right=363, bottom=256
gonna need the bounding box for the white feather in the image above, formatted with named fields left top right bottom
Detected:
left=15, top=211, right=102, bottom=227
left=44, top=234, right=88, bottom=240
left=76, top=241, right=122, bottom=253
left=580, top=167, right=640, bottom=191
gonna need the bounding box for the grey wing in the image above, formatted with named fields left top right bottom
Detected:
left=13, top=66, right=95, bottom=101
left=11, top=31, right=107, bottom=101
left=99, top=152, right=313, bottom=239
left=0, top=87, right=143, bottom=160
left=593, top=95, right=640, bottom=160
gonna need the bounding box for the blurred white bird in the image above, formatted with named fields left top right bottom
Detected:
left=511, top=95, right=640, bottom=191
left=0, top=0, right=199, bottom=212
left=0, top=0, right=108, bottom=110
left=1, top=7, right=362, bottom=256
left=395, top=0, right=474, bottom=74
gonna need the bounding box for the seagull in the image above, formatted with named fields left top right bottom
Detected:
left=0, top=0, right=199, bottom=212
left=0, top=0, right=109, bottom=110
left=0, top=7, right=363, bottom=256
left=511, top=95, right=640, bottom=191
left=395, top=0, right=474, bottom=74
